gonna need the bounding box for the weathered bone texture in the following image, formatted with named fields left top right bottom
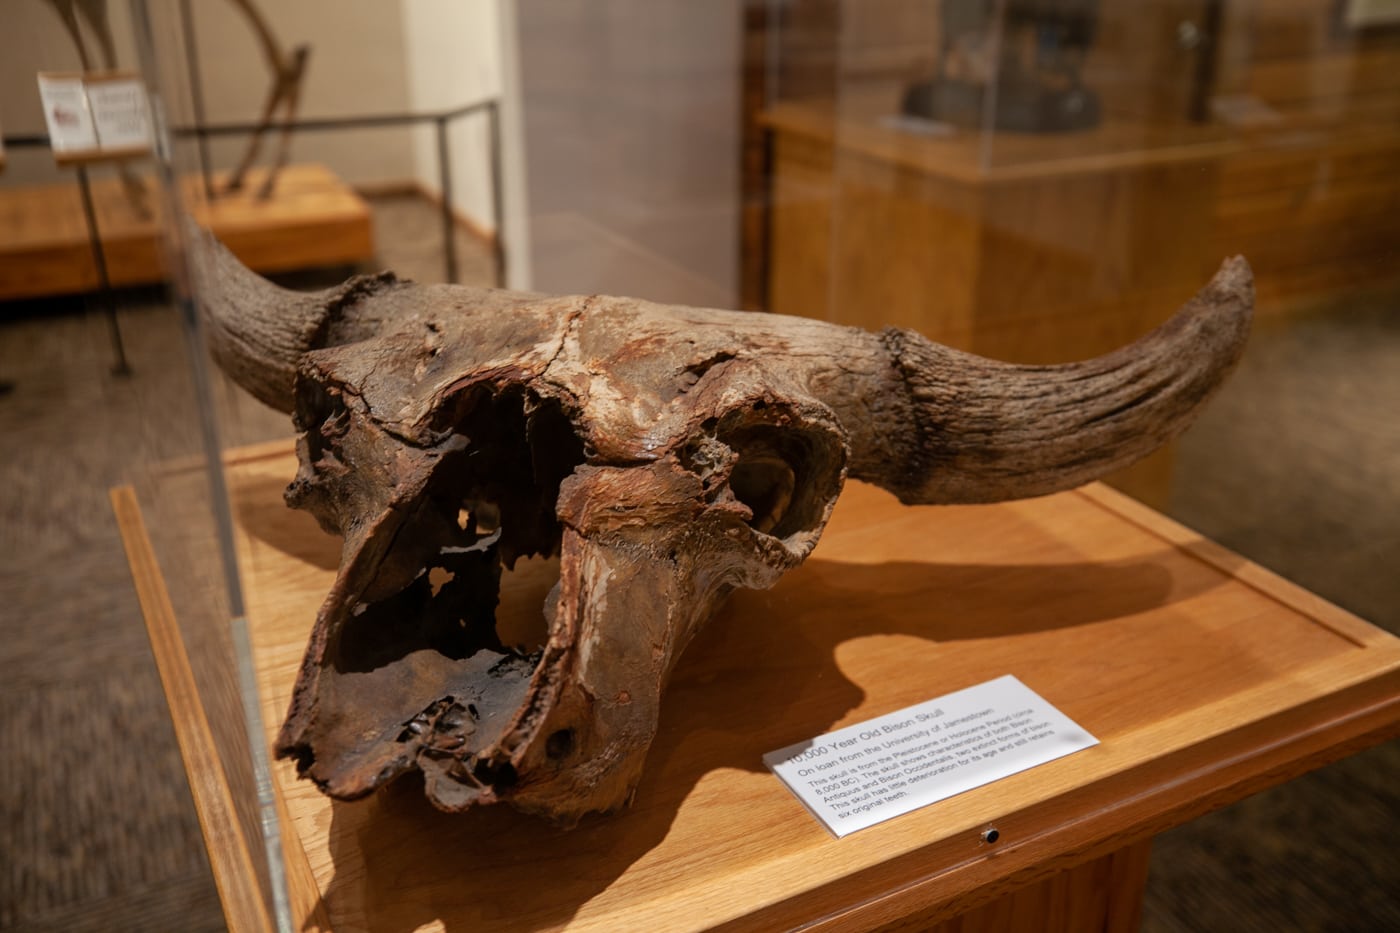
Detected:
left=194, top=228, right=1252, bottom=824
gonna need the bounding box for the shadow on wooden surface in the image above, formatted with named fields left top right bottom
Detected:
left=307, top=551, right=1215, bottom=931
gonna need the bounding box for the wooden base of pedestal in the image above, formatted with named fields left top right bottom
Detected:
left=0, top=163, right=373, bottom=301
left=115, top=441, right=1400, bottom=932
left=920, top=840, right=1152, bottom=933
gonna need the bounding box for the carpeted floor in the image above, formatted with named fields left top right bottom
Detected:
left=0, top=299, right=228, bottom=932
left=0, top=194, right=494, bottom=933
left=0, top=195, right=1395, bottom=931
left=1143, top=297, right=1400, bottom=933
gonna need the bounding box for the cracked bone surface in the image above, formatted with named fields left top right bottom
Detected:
left=194, top=228, right=1252, bottom=824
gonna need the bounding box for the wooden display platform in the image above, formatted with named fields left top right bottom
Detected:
left=117, top=441, right=1400, bottom=932
left=0, top=163, right=373, bottom=301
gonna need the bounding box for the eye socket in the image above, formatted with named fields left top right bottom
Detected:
left=730, top=452, right=795, bottom=535
left=293, top=381, right=351, bottom=467
left=718, top=416, right=844, bottom=542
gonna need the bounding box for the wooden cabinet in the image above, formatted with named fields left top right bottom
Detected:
left=765, top=105, right=1237, bottom=504
left=766, top=103, right=1234, bottom=364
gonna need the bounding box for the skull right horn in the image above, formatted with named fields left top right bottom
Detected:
left=194, top=227, right=1252, bottom=823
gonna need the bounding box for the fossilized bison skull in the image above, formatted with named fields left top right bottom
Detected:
left=194, top=228, right=1252, bottom=825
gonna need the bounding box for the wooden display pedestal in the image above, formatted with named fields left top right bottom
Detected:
left=763, top=102, right=1236, bottom=365
left=117, top=442, right=1400, bottom=932
left=0, top=163, right=373, bottom=301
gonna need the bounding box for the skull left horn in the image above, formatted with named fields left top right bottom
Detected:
left=193, top=227, right=1251, bottom=824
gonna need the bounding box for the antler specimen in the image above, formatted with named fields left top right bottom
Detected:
left=220, top=0, right=309, bottom=199
left=195, top=229, right=1252, bottom=824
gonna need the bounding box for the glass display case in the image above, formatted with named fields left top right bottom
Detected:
left=2, top=2, right=1396, bottom=931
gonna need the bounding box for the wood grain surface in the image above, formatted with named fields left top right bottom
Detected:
left=111, top=486, right=274, bottom=933
left=209, top=442, right=1399, bottom=932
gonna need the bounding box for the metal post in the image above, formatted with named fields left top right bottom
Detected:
left=1188, top=0, right=1225, bottom=124
left=487, top=102, right=507, bottom=288
left=178, top=0, right=215, bottom=198
left=76, top=165, right=132, bottom=376
left=436, top=115, right=459, bottom=284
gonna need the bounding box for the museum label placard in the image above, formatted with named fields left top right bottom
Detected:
left=37, top=71, right=152, bottom=164
left=764, top=675, right=1099, bottom=837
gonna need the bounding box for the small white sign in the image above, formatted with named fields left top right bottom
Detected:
left=86, top=76, right=153, bottom=152
left=37, top=74, right=99, bottom=153
left=764, top=675, right=1099, bottom=837
left=37, top=72, right=152, bottom=162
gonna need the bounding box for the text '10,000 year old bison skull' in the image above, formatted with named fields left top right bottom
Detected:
left=195, top=228, right=1252, bottom=825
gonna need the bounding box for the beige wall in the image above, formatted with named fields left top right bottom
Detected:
left=1, top=0, right=418, bottom=188
left=177, top=0, right=416, bottom=187
left=401, top=0, right=503, bottom=231
left=1, top=1, right=511, bottom=232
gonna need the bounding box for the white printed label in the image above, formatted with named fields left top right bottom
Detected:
left=37, top=75, right=98, bottom=153
left=764, top=675, right=1098, bottom=837
left=87, top=77, right=152, bottom=151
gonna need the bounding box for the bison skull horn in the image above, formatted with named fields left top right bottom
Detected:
left=194, top=228, right=1251, bottom=824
